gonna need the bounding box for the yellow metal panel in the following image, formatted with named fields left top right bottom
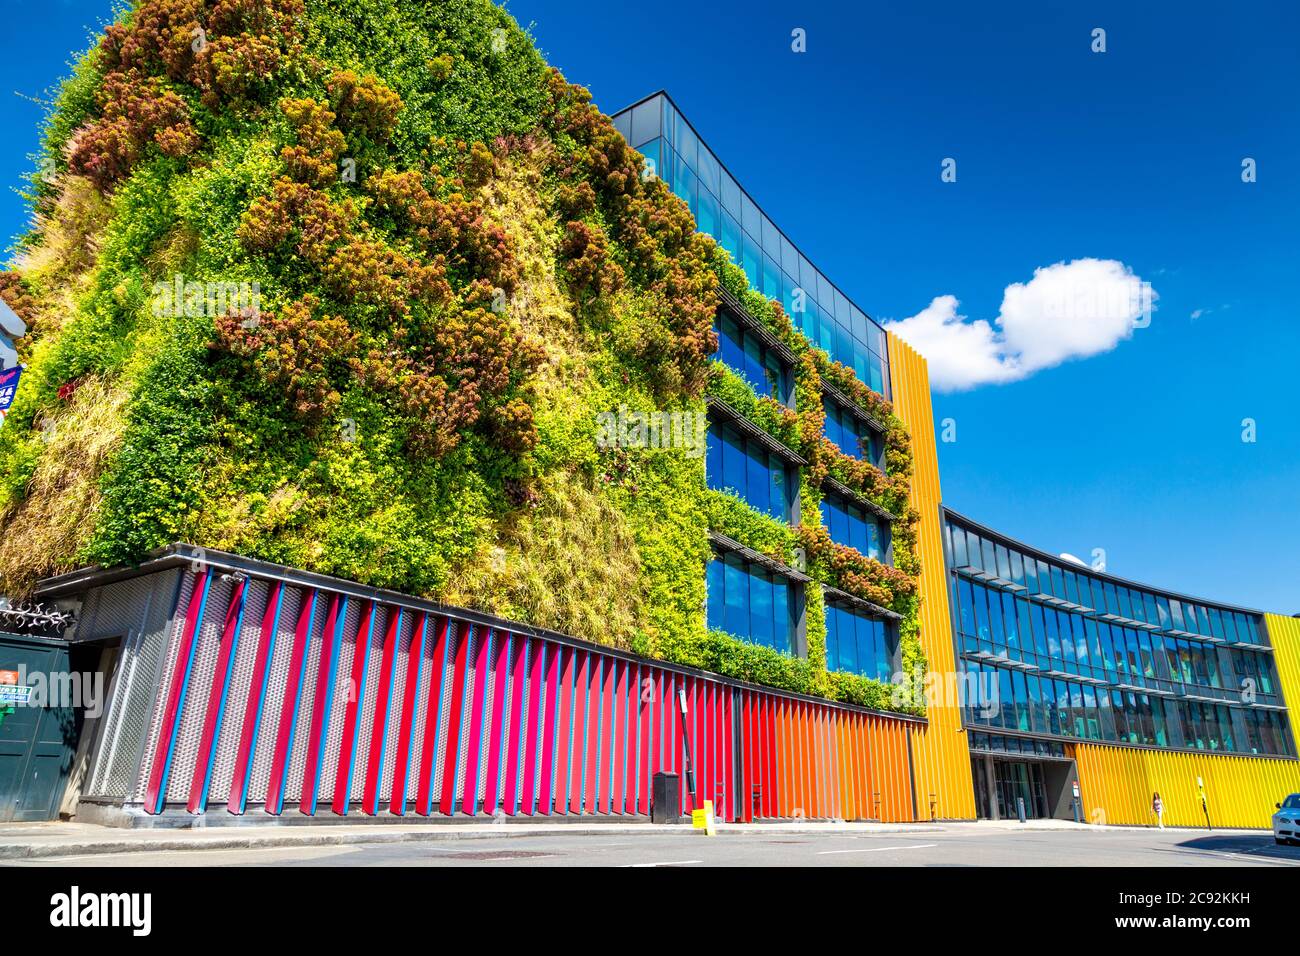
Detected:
left=886, top=334, right=976, bottom=819
left=1072, top=618, right=1300, bottom=828
left=1074, top=741, right=1300, bottom=828
left=1267, top=613, right=1300, bottom=723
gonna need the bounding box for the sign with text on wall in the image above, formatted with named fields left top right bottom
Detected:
left=0, top=366, right=21, bottom=426
left=0, top=668, right=29, bottom=707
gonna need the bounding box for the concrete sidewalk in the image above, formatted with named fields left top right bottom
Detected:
left=0, top=819, right=938, bottom=860
left=0, top=817, right=1256, bottom=861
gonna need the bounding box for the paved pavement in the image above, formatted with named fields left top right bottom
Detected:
left=3, top=820, right=1297, bottom=866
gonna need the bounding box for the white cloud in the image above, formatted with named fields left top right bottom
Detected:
left=884, top=258, right=1155, bottom=392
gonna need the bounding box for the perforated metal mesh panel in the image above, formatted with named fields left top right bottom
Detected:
left=378, top=610, right=415, bottom=803
left=430, top=621, right=456, bottom=804
left=317, top=599, right=360, bottom=801
left=165, top=577, right=234, bottom=802
left=408, top=617, right=434, bottom=806
left=283, top=596, right=329, bottom=803
left=496, top=634, right=514, bottom=811
left=350, top=605, right=386, bottom=801
left=475, top=629, right=496, bottom=811
left=529, top=642, right=550, bottom=813
left=513, top=639, right=532, bottom=811
left=76, top=574, right=162, bottom=644
left=246, top=585, right=304, bottom=805
left=205, top=580, right=269, bottom=804
left=83, top=570, right=183, bottom=800
left=452, top=624, right=476, bottom=805
left=133, top=571, right=199, bottom=804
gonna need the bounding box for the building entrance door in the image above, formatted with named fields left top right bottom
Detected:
left=971, top=754, right=1057, bottom=820
left=992, top=759, right=1050, bottom=820
left=0, top=633, right=77, bottom=822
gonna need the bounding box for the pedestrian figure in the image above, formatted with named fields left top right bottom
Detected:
left=1152, top=791, right=1164, bottom=829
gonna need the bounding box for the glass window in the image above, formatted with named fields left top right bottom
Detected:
left=1012, top=671, right=1030, bottom=731
left=820, top=492, right=886, bottom=561
left=998, top=668, right=1015, bottom=731
left=713, top=312, right=792, bottom=402
left=696, top=186, right=719, bottom=241
left=987, top=587, right=1006, bottom=654
left=824, top=397, right=881, bottom=463
left=951, top=526, right=969, bottom=569
left=629, top=98, right=662, bottom=147
left=720, top=168, right=741, bottom=217
left=1056, top=681, right=1074, bottom=737
left=957, top=578, right=977, bottom=646
left=742, top=232, right=762, bottom=289
left=1027, top=675, right=1045, bottom=733
left=720, top=212, right=742, bottom=265
left=706, top=421, right=795, bottom=522
left=1082, top=685, right=1099, bottom=739
left=1111, top=690, right=1128, bottom=741
left=1170, top=599, right=1186, bottom=631
left=1002, top=592, right=1020, bottom=658
left=826, top=602, right=894, bottom=683
left=1098, top=687, right=1116, bottom=741
left=706, top=553, right=796, bottom=653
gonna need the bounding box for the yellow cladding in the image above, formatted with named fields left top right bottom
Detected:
left=886, top=334, right=976, bottom=819
left=1072, top=613, right=1300, bottom=828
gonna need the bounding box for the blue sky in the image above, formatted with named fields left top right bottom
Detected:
left=1, top=1, right=1297, bottom=612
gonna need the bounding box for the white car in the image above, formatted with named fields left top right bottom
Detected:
left=1274, top=793, right=1300, bottom=845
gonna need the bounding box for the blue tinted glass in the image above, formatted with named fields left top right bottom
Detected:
left=817, top=310, right=835, bottom=352
left=720, top=425, right=745, bottom=494
left=720, top=213, right=742, bottom=266
left=763, top=254, right=782, bottom=300
left=876, top=620, right=892, bottom=682
left=844, top=609, right=862, bottom=673
left=630, top=101, right=661, bottom=148
left=742, top=336, right=765, bottom=392
left=750, top=570, right=773, bottom=648
left=772, top=578, right=790, bottom=653
left=742, top=233, right=762, bottom=289
left=640, top=139, right=661, bottom=181
left=720, top=169, right=741, bottom=216
left=695, top=143, right=720, bottom=196
left=958, top=579, right=976, bottom=638
left=723, top=557, right=746, bottom=637
left=671, top=155, right=695, bottom=209
left=850, top=506, right=868, bottom=554
left=824, top=607, right=840, bottom=670
left=705, top=427, right=722, bottom=486
left=696, top=186, right=719, bottom=241
left=770, top=458, right=787, bottom=520
left=717, top=315, right=743, bottom=369
left=706, top=559, right=724, bottom=631
left=866, top=512, right=881, bottom=558
left=745, top=444, right=770, bottom=516
left=802, top=297, right=819, bottom=342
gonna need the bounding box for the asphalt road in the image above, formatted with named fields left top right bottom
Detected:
left=10, top=826, right=1300, bottom=867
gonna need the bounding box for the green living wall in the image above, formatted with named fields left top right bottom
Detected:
left=0, top=0, right=924, bottom=713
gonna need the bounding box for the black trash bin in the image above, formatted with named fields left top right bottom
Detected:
left=651, top=772, right=680, bottom=824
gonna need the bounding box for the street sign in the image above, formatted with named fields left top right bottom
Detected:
left=692, top=799, right=716, bottom=836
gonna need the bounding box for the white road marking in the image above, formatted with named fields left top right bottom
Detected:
left=1197, top=849, right=1300, bottom=867
left=622, top=859, right=703, bottom=867
left=816, top=843, right=937, bottom=856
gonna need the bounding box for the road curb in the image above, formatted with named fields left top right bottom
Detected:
left=0, top=823, right=947, bottom=860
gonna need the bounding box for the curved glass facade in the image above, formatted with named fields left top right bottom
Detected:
left=944, top=509, right=1294, bottom=758
left=612, top=92, right=891, bottom=397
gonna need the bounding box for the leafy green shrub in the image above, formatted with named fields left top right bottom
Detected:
left=0, top=0, right=925, bottom=717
